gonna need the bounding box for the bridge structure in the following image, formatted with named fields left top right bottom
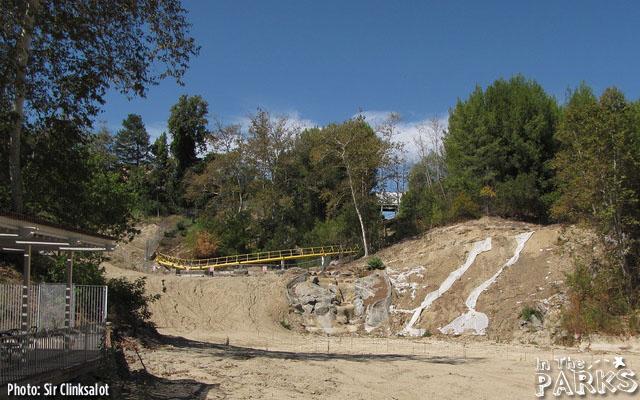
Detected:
left=376, top=191, right=404, bottom=213
left=156, top=244, right=359, bottom=270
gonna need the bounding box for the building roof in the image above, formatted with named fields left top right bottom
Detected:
left=0, top=211, right=116, bottom=253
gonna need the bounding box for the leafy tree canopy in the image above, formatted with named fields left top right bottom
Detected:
left=444, top=74, right=559, bottom=221
left=168, top=94, right=209, bottom=176
left=2, top=0, right=199, bottom=215
left=553, top=86, right=640, bottom=284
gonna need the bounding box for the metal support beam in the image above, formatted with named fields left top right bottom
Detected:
left=22, top=245, right=31, bottom=332
left=65, top=250, right=73, bottom=349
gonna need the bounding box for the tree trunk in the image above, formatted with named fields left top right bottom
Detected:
left=9, top=0, right=40, bottom=214
left=346, top=165, right=369, bottom=257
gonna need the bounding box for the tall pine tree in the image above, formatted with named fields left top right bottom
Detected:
left=114, top=114, right=150, bottom=167
left=444, top=74, right=559, bottom=221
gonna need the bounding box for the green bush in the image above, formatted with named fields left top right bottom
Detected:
left=303, top=216, right=349, bottom=247
left=519, top=304, right=543, bottom=323
left=107, top=277, right=160, bottom=330
left=48, top=253, right=106, bottom=285
left=451, top=192, right=479, bottom=221
left=563, top=261, right=629, bottom=335
left=367, top=257, right=385, bottom=270
left=280, top=320, right=291, bottom=330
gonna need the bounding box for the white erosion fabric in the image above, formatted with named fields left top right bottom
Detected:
left=439, top=231, right=534, bottom=335
left=386, top=266, right=426, bottom=300
left=402, top=238, right=492, bottom=336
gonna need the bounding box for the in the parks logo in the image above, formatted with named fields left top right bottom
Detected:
left=535, top=356, right=638, bottom=397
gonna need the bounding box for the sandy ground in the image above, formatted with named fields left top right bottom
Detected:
left=102, top=264, right=640, bottom=399
left=121, top=325, right=640, bottom=399
left=102, top=218, right=640, bottom=399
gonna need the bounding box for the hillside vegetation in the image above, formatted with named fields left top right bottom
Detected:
left=3, top=74, right=640, bottom=336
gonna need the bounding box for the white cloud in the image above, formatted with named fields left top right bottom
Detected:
left=355, top=110, right=449, bottom=162
left=228, top=111, right=318, bottom=135
left=282, top=110, right=318, bottom=132
left=153, top=108, right=448, bottom=163
left=145, top=121, right=168, bottom=142
left=229, top=109, right=450, bottom=162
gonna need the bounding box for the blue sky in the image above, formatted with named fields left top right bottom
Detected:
left=100, top=1, right=640, bottom=154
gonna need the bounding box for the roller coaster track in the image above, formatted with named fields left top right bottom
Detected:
left=156, top=244, right=359, bottom=270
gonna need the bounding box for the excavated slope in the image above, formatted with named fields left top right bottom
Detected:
left=370, top=217, right=588, bottom=340
left=104, top=217, right=591, bottom=341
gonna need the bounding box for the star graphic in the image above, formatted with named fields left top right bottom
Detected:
left=614, top=357, right=625, bottom=368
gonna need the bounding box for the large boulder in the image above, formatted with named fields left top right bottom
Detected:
left=292, top=281, right=337, bottom=306
left=286, top=271, right=392, bottom=333
left=354, top=272, right=392, bottom=332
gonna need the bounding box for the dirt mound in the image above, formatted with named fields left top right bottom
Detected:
left=337, top=216, right=590, bottom=342
left=106, top=216, right=592, bottom=343
left=107, top=217, right=175, bottom=272
left=140, top=272, right=292, bottom=339
left=102, top=217, right=640, bottom=399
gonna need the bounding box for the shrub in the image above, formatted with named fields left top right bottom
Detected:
left=563, top=261, right=629, bottom=335
left=107, top=277, right=160, bottom=331
left=451, top=193, right=479, bottom=220
left=519, top=304, right=543, bottom=323
left=185, top=230, right=219, bottom=258
left=176, top=217, right=193, bottom=237
left=48, top=253, right=106, bottom=285
left=280, top=320, right=291, bottom=330
left=367, top=257, right=385, bottom=270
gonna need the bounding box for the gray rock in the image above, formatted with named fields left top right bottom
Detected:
left=336, top=305, right=352, bottom=322
left=291, top=281, right=336, bottom=306
left=354, top=298, right=365, bottom=317
left=530, top=315, right=543, bottom=329
left=233, top=269, right=248, bottom=275
left=285, top=273, right=311, bottom=304
left=314, top=302, right=330, bottom=316
left=364, top=274, right=392, bottom=332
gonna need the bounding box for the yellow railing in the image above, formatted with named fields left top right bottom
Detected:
left=156, top=244, right=359, bottom=270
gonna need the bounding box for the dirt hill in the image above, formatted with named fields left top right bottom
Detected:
left=101, top=217, right=640, bottom=400
left=360, top=217, right=588, bottom=342
left=103, top=216, right=593, bottom=344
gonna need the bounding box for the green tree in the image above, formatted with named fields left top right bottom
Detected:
left=149, top=132, right=175, bottom=216
left=89, top=123, right=118, bottom=171
left=396, top=117, right=451, bottom=238
left=315, top=117, right=389, bottom=256
left=168, top=94, right=210, bottom=177
left=183, top=111, right=302, bottom=254
left=114, top=114, right=150, bottom=167
left=1, top=0, right=198, bottom=213
left=444, top=74, right=559, bottom=221
left=554, top=86, right=640, bottom=293
left=19, top=118, right=137, bottom=239
left=374, top=112, right=407, bottom=206
left=396, top=160, right=449, bottom=236
left=244, top=109, right=299, bottom=249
